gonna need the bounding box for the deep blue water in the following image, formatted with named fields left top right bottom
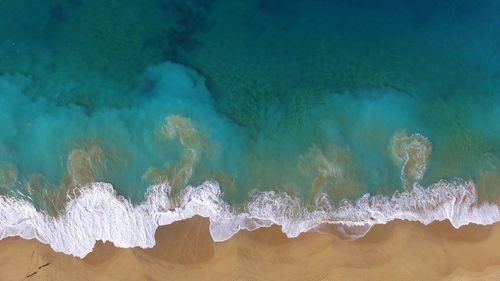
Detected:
left=0, top=0, right=499, bottom=211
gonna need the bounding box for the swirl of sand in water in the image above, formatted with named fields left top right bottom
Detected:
left=390, top=130, right=431, bottom=189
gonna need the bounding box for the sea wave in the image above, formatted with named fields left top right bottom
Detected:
left=0, top=179, right=499, bottom=258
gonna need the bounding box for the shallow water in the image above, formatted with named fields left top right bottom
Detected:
left=0, top=0, right=499, bottom=242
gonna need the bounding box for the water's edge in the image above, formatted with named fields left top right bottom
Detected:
left=0, top=180, right=499, bottom=258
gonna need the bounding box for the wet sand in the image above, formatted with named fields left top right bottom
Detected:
left=1, top=217, right=500, bottom=281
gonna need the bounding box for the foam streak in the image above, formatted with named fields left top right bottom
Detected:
left=0, top=180, right=499, bottom=258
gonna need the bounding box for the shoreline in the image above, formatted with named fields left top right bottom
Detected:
left=2, top=217, right=500, bottom=280
left=2, top=179, right=498, bottom=258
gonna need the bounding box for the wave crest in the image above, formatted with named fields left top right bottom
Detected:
left=0, top=179, right=499, bottom=258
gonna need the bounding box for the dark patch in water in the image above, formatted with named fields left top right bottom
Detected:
left=140, top=77, right=157, bottom=97
left=145, top=0, right=214, bottom=61
left=67, top=0, right=83, bottom=7
left=48, top=5, right=65, bottom=22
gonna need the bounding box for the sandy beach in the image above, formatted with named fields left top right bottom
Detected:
left=0, top=217, right=499, bottom=281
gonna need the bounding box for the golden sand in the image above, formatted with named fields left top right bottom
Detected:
left=1, top=217, right=500, bottom=281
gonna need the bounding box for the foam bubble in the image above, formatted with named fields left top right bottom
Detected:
left=0, top=178, right=499, bottom=258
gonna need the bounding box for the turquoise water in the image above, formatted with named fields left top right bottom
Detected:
left=1, top=0, right=500, bottom=214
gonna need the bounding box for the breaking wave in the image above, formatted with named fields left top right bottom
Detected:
left=0, top=179, right=499, bottom=258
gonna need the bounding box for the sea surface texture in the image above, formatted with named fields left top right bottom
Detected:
left=0, top=0, right=499, bottom=257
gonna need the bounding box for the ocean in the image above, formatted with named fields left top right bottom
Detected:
left=0, top=0, right=499, bottom=257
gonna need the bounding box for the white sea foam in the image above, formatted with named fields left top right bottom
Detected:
left=0, top=180, right=499, bottom=258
